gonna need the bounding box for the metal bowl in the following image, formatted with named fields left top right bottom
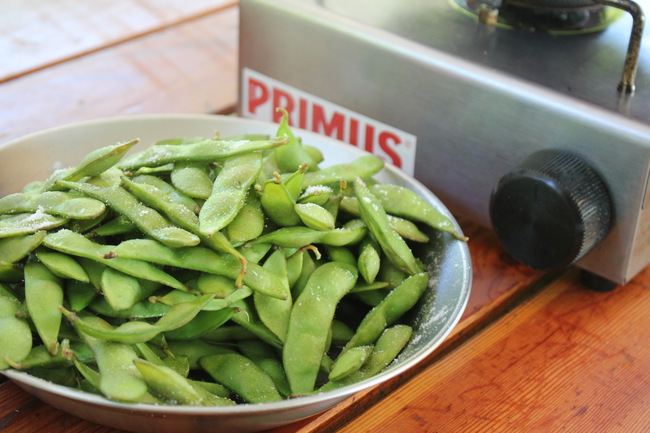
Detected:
left=0, top=114, right=472, bottom=433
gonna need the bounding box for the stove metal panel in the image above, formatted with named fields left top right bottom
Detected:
left=238, top=0, right=650, bottom=284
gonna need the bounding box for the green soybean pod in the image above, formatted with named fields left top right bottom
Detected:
left=73, top=314, right=149, bottom=402
left=302, top=155, right=384, bottom=188
left=41, top=139, right=138, bottom=192
left=108, top=239, right=287, bottom=300
left=117, top=136, right=286, bottom=171
left=0, top=294, right=32, bottom=369
left=57, top=181, right=200, bottom=248
left=298, top=185, right=333, bottom=206
left=65, top=280, right=97, bottom=312
left=295, top=203, right=336, bottom=231
left=0, top=231, right=46, bottom=263
left=133, top=359, right=209, bottom=406
left=61, top=294, right=214, bottom=344
left=35, top=248, right=90, bottom=282
left=319, top=324, right=412, bottom=392
left=0, top=212, right=68, bottom=238
left=25, top=260, right=64, bottom=355
left=358, top=236, right=381, bottom=284
left=101, top=268, right=160, bottom=311
left=91, top=215, right=137, bottom=237
left=286, top=248, right=305, bottom=288
left=0, top=191, right=106, bottom=220
left=7, top=341, right=93, bottom=370
left=354, top=178, right=421, bottom=275
left=273, top=108, right=317, bottom=174
left=324, top=245, right=357, bottom=267
left=369, top=184, right=468, bottom=241
left=283, top=261, right=358, bottom=395
left=254, top=248, right=292, bottom=342
left=259, top=173, right=301, bottom=227
left=225, top=190, right=265, bottom=245
left=131, top=174, right=199, bottom=213
left=121, top=175, right=248, bottom=285
left=328, top=345, right=373, bottom=381
left=170, top=161, right=213, bottom=200
left=165, top=339, right=235, bottom=371
left=43, top=230, right=187, bottom=291
left=200, top=352, right=283, bottom=403
left=239, top=339, right=291, bottom=397
left=284, top=163, right=309, bottom=200
left=291, top=248, right=319, bottom=298
left=0, top=261, right=22, bottom=283
left=340, top=197, right=430, bottom=242
left=199, top=152, right=263, bottom=237
left=342, top=272, right=428, bottom=354
left=229, top=299, right=283, bottom=349
left=89, top=296, right=171, bottom=319
left=331, top=319, right=355, bottom=345
left=163, top=308, right=234, bottom=341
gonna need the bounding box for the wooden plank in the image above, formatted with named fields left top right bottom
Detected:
left=328, top=266, right=650, bottom=433
left=0, top=6, right=239, bottom=145
left=269, top=220, right=547, bottom=433
left=0, top=0, right=237, bottom=82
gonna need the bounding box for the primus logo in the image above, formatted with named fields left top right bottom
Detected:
left=241, top=68, right=417, bottom=175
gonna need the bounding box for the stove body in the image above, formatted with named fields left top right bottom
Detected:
left=238, top=0, right=650, bottom=285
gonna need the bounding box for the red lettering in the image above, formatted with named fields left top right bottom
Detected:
left=299, top=98, right=308, bottom=130
left=272, top=88, right=295, bottom=123
left=364, top=124, right=375, bottom=153
left=349, top=118, right=359, bottom=147
left=247, top=78, right=269, bottom=115
left=379, top=131, right=402, bottom=168
left=312, top=106, right=345, bottom=140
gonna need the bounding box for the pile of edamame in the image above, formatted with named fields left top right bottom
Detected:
left=0, top=109, right=467, bottom=406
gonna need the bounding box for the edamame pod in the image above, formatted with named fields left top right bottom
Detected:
left=273, top=108, right=317, bottom=173
left=41, top=139, right=138, bottom=192
left=134, top=359, right=231, bottom=406
left=319, top=324, right=412, bottom=391
left=107, top=238, right=288, bottom=300
left=259, top=172, right=301, bottom=227
left=283, top=261, right=358, bottom=395
left=61, top=294, right=214, bottom=344
left=342, top=272, right=428, bottom=354
left=0, top=231, right=46, bottom=263
left=35, top=248, right=90, bottom=282
left=25, top=260, right=64, bottom=355
left=118, top=136, right=287, bottom=171
left=254, top=249, right=292, bottom=341
left=199, top=152, right=263, bottom=237
left=302, top=155, right=384, bottom=187
left=369, top=184, right=468, bottom=241
left=57, top=181, right=200, bottom=248
left=200, top=352, right=283, bottom=403
left=328, top=345, right=373, bottom=381
left=0, top=212, right=67, bottom=238
left=170, top=161, right=213, bottom=200
left=354, top=178, right=422, bottom=275
left=0, top=191, right=106, bottom=219
left=0, top=294, right=32, bottom=369
left=73, top=314, right=149, bottom=402
left=43, top=230, right=187, bottom=291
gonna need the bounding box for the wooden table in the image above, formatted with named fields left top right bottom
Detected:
left=1, top=2, right=649, bottom=432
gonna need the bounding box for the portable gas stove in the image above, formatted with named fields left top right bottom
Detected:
left=238, top=0, right=649, bottom=289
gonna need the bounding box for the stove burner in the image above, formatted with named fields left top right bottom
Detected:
left=459, top=0, right=618, bottom=32
left=456, top=0, right=645, bottom=93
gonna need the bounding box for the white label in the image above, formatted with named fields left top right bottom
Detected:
left=241, top=68, right=417, bottom=175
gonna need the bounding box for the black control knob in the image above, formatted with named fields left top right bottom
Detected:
left=489, top=150, right=612, bottom=270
